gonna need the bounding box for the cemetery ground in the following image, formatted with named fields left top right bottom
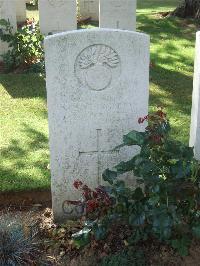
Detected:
left=1, top=1, right=200, bottom=265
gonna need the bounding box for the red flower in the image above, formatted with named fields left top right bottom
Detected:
left=73, top=180, right=83, bottom=189
left=138, top=115, right=148, bottom=124
left=86, top=200, right=99, bottom=213
left=138, top=117, right=144, bottom=124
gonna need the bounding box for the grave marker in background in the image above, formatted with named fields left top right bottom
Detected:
left=38, top=0, right=77, bottom=35
left=79, top=0, right=99, bottom=21
left=16, top=0, right=26, bottom=23
left=190, top=31, right=200, bottom=160
left=100, top=0, right=136, bottom=31
left=0, top=0, right=17, bottom=59
left=45, top=29, right=150, bottom=222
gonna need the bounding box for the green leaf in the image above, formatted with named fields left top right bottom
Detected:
left=0, top=19, right=9, bottom=27
left=133, top=187, right=144, bottom=201
left=102, top=169, right=117, bottom=184
left=148, top=195, right=160, bottom=206
left=151, top=211, right=173, bottom=240
left=128, top=228, right=146, bottom=244
left=114, top=158, right=135, bottom=174
left=123, top=130, right=146, bottom=146
left=129, top=212, right=146, bottom=226
left=114, top=180, right=126, bottom=194
left=170, top=161, right=191, bottom=179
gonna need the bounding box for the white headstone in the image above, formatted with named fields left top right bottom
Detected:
left=100, top=0, right=136, bottom=31
left=0, top=0, right=17, bottom=59
left=38, top=0, right=77, bottom=35
left=45, top=29, right=150, bottom=222
left=16, top=0, right=26, bottom=23
left=190, top=31, right=200, bottom=160
left=79, top=0, right=99, bottom=21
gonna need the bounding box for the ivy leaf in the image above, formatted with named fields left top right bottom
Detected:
left=0, top=19, right=9, bottom=27
left=133, top=187, right=144, bottom=201
left=171, top=161, right=191, bottom=179
left=102, top=169, right=117, bottom=184
left=114, top=158, right=135, bottom=174
left=114, top=180, right=126, bottom=194
left=151, top=212, right=173, bottom=240
left=148, top=195, right=160, bottom=206
left=123, top=130, right=146, bottom=146
left=129, top=212, right=146, bottom=226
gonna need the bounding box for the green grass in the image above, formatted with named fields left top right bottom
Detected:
left=137, top=0, right=180, bottom=13
left=0, top=0, right=198, bottom=192
left=137, top=6, right=197, bottom=144
left=26, top=4, right=39, bottom=21
left=0, top=74, right=50, bottom=191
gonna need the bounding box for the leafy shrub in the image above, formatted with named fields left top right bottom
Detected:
left=71, top=109, right=200, bottom=256
left=0, top=214, right=39, bottom=266
left=0, top=19, right=44, bottom=72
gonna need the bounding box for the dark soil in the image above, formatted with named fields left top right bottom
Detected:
left=0, top=189, right=51, bottom=210
left=1, top=207, right=200, bottom=266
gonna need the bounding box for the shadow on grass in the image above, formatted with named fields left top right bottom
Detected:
left=137, top=13, right=196, bottom=143
left=137, top=13, right=195, bottom=111
left=0, top=124, right=50, bottom=192
left=137, top=13, right=197, bottom=42
left=149, top=64, right=193, bottom=144
left=150, top=65, right=193, bottom=112
left=0, top=74, right=46, bottom=99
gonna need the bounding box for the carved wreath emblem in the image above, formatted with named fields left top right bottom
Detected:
left=48, top=0, right=65, bottom=7
left=75, top=44, right=121, bottom=91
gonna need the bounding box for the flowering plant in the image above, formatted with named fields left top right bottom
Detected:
left=73, top=180, right=112, bottom=215
left=71, top=109, right=200, bottom=256
left=0, top=19, right=44, bottom=72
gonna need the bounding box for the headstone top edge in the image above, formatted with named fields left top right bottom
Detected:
left=44, top=29, right=150, bottom=44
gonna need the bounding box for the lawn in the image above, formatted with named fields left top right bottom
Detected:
left=0, top=0, right=198, bottom=192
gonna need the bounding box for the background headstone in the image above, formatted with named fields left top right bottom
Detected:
left=16, top=0, right=26, bottom=23
left=38, top=0, right=77, bottom=35
left=45, top=29, right=150, bottom=222
left=79, top=0, right=99, bottom=21
left=190, top=31, right=200, bottom=160
left=100, top=0, right=136, bottom=31
left=0, top=0, right=17, bottom=59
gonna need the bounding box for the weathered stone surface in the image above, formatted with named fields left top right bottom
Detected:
left=79, top=0, right=99, bottom=21
left=0, top=0, right=17, bottom=59
left=16, top=0, right=26, bottom=23
left=190, top=31, right=200, bottom=160
left=45, top=29, right=150, bottom=222
left=100, top=0, right=136, bottom=31
left=38, top=0, right=77, bottom=35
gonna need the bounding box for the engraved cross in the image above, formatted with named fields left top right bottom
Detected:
left=79, top=129, right=119, bottom=184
